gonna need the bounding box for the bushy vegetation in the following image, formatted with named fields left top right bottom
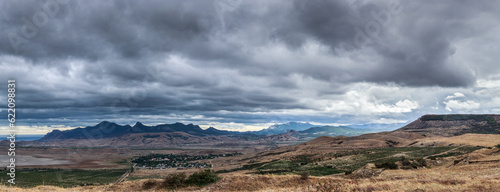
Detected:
left=398, top=156, right=427, bottom=169
left=142, top=169, right=220, bottom=190
left=142, top=180, right=157, bottom=190
left=374, top=161, right=398, bottom=169
left=163, top=172, right=187, bottom=189
left=186, top=169, right=221, bottom=186
left=495, top=144, right=500, bottom=148
left=416, top=158, right=427, bottom=167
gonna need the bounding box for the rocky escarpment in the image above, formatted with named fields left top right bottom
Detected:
left=395, top=114, right=500, bottom=136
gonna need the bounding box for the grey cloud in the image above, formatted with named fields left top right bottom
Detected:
left=1, top=0, right=499, bottom=129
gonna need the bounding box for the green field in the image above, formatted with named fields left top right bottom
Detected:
left=0, top=169, right=128, bottom=188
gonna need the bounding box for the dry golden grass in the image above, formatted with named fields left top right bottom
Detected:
left=414, top=134, right=500, bottom=147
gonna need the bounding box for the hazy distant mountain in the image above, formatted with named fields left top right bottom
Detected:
left=299, top=126, right=373, bottom=137
left=253, top=122, right=316, bottom=135
left=350, top=123, right=408, bottom=131
left=262, top=126, right=375, bottom=142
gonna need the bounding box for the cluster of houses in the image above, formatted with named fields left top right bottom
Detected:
left=133, top=153, right=241, bottom=170
left=136, top=162, right=212, bottom=170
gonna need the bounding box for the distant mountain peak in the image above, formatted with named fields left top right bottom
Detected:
left=286, top=129, right=298, bottom=133
left=97, top=121, right=112, bottom=126
left=133, top=122, right=145, bottom=127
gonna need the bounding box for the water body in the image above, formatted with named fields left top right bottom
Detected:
left=0, top=135, right=44, bottom=141
left=0, top=155, right=72, bottom=167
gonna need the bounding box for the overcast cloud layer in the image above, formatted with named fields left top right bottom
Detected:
left=1, top=0, right=500, bottom=134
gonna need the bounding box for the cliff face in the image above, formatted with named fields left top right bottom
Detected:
left=396, top=114, right=500, bottom=136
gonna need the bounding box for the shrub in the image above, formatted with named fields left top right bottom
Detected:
left=375, top=161, right=398, bottom=169
left=415, top=158, right=427, bottom=167
left=186, top=169, right=221, bottom=187
left=401, top=159, right=412, bottom=167
left=300, top=171, right=310, bottom=181
left=142, top=179, right=158, bottom=190
left=495, top=144, right=500, bottom=148
left=162, top=172, right=187, bottom=189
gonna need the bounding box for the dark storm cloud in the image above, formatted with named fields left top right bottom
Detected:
left=1, top=0, right=499, bottom=128
left=0, top=0, right=220, bottom=60
left=273, top=0, right=490, bottom=87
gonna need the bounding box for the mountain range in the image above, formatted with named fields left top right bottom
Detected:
left=39, top=121, right=242, bottom=141
left=39, top=121, right=373, bottom=141
left=31, top=121, right=377, bottom=147
left=23, top=114, right=500, bottom=148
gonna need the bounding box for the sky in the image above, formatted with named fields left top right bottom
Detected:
left=1, top=0, right=500, bottom=134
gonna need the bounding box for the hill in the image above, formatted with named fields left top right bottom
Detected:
left=395, top=114, right=500, bottom=136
